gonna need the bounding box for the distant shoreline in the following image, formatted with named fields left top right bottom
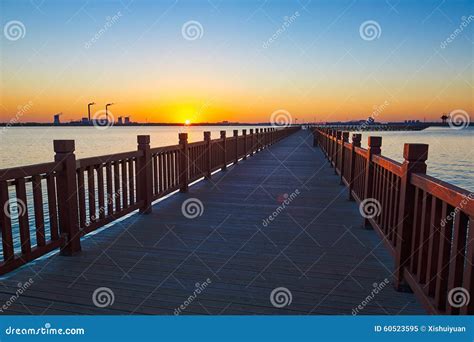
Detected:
left=1, top=122, right=471, bottom=127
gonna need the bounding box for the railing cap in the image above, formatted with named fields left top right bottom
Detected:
left=220, top=130, right=226, bottom=137
left=368, top=136, right=382, bottom=147
left=54, top=140, right=75, bottom=153
left=203, top=131, right=211, bottom=139
left=178, top=133, right=188, bottom=142
left=137, top=135, right=150, bottom=144
left=233, top=129, right=239, bottom=136
left=403, top=143, right=429, bottom=161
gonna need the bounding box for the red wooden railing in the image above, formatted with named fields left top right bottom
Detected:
left=0, top=126, right=299, bottom=275
left=312, top=128, right=473, bottom=315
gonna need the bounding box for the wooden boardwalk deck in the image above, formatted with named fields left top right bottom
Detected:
left=0, top=130, right=424, bottom=315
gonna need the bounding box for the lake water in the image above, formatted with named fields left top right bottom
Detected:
left=0, top=126, right=473, bottom=191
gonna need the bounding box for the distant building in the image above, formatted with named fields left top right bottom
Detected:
left=124, top=116, right=130, bottom=124
left=118, top=117, right=123, bottom=125
left=53, top=113, right=61, bottom=125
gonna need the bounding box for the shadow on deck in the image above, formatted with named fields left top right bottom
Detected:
left=0, top=130, right=424, bottom=315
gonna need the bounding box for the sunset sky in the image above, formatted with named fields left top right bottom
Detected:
left=1, top=0, right=472, bottom=123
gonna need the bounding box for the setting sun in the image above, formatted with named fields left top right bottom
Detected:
left=184, top=119, right=191, bottom=125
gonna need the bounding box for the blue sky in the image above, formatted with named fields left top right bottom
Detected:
left=1, top=0, right=473, bottom=122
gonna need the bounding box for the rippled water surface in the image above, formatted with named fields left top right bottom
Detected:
left=0, top=126, right=473, bottom=191
left=355, top=127, right=473, bottom=191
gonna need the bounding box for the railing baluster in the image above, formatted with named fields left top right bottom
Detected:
left=32, top=175, right=45, bottom=247
left=179, top=133, right=189, bottom=192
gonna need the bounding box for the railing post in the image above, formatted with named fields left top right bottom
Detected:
left=204, top=131, right=211, bottom=179
left=54, top=140, right=81, bottom=255
left=394, top=143, right=428, bottom=291
left=313, top=129, right=318, bottom=147
left=335, top=131, right=342, bottom=174
left=328, top=130, right=333, bottom=166
left=348, top=133, right=361, bottom=200
left=179, top=133, right=189, bottom=192
left=220, top=130, right=227, bottom=171
left=233, top=129, right=239, bottom=164
left=242, top=129, right=247, bottom=160
left=137, top=135, right=152, bottom=213
left=362, top=136, right=382, bottom=228
left=255, top=129, right=260, bottom=153
left=249, top=129, right=254, bottom=156
left=340, top=132, right=349, bottom=184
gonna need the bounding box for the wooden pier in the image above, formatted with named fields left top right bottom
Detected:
left=0, top=127, right=471, bottom=315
